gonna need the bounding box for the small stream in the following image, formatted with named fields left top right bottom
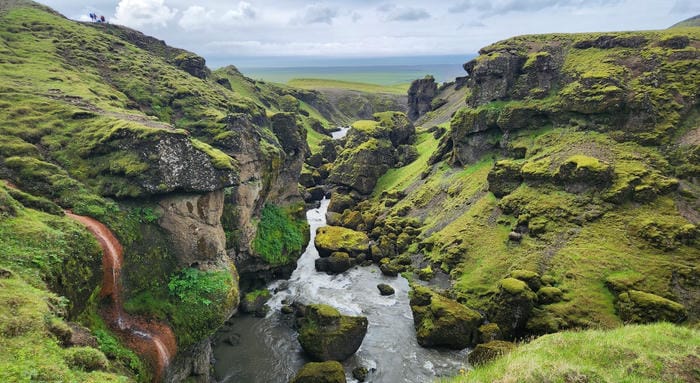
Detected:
left=212, top=197, right=469, bottom=382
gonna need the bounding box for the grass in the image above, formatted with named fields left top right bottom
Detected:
left=374, top=126, right=440, bottom=195
left=288, top=78, right=410, bottom=95
left=442, top=323, right=700, bottom=383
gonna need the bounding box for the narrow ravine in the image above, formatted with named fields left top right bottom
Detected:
left=212, top=198, right=469, bottom=382
left=66, top=212, right=177, bottom=382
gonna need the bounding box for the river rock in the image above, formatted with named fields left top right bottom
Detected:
left=377, top=283, right=395, bottom=296
left=315, top=226, right=370, bottom=258
left=352, top=366, right=369, bottom=382
left=240, top=289, right=272, bottom=316
left=315, top=252, right=353, bottom=274
left=467, top=340, right=516, bottom=366
left=291, top=361, right=346, bottom=383
left=409, top=285, right=483, bottom=349
left=297, top=304, right=368, bottom=361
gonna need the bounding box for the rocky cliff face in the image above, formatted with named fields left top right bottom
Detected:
left=0, top=3, right=309, bottom=382
left=407, top=76, right=438, bottom=121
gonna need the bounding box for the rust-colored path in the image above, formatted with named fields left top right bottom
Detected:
left=66, top=212, right=177, bottom=381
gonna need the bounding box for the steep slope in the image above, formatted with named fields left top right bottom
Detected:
left=327, top=27, right=700, bottom=345
left=671, top=14, right=700, bottom=29
left=0, top=1, right=311, bottom=381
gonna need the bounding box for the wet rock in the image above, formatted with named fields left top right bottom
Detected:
left=468, top=341, right=516, bottom=366
left=281, top=305, right=294, bottom=315
left=291, top=361, right=346, bottom=383
left=240, top=289, right=272, bottom=316
left=408, top=76, right=438, bottom=121
left=297, top=304, right=368, bottom=361
left=222, top=333, right=241, bottom=346
left=488, top=278, right=537, bottom=339
left=315, top=252, right=352, bottom=274
left=377, top=283, right=395, bottom=296
left=306, top=186, right=326, bottom=202
left=352, top=366, right=369, bottom=382
left=379, top=258, right=402, bottom=277
left=315, top=226, right=370, bottom=258
left=616, top=290, right=687, bottom=323
left=409, top=285, right=483, bottom=349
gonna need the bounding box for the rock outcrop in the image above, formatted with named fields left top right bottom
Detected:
left=407, top=76, right=438, bottom=121
left=328, top=112, right=415, bottom=194
left=296, top=304, right=368, bottom=361
left=409, top=285, right=483, bottom=349
left=314, top=226, right=370, bottom=258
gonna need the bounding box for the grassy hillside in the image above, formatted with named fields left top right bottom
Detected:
left=329, top=26, right=700, bottom=343
left=671, top=15, right=700, bottom=29
left=443, top=323, right=700, bottom=383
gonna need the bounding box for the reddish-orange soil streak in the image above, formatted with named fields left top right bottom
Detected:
left=66, top=212, right=177, bottom=382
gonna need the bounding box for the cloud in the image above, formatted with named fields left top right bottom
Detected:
left=671, top=0, right=700, bottom=13
left=294, top=4, right=339, bottom=25
left=113, top=0, right=177, bottom=28
left=390, top=8, right=430, bottom=21
left=448, top=0, right=621, bottom=17
left=377, top=4, right=430, bottom=21
left=178, top=2, right=256, bottom=30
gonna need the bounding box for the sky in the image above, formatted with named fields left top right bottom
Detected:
left=37, top=0, right=700, bottom=68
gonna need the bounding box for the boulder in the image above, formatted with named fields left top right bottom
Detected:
left=290, top=361, right=346, bottom=383
left=297, top=304, right=368, bottom=361
left=314, top=226, right=370, bottom=258
left=240, top=289, right=271, bottom=316
left=409, top=285, right=483, bottom=349
left=488, top=278, right=537, bottom=339
left=377, top=283, right=395, bottom=296
left=537, top=286, right=564, bottom=304
left=315, top=252, right=353, bottom=274
left=352, top=367, right=369, bottom=382
left=477, top=323, right=503, bottom=343
left=488, top=160, right=523, bottom=197
left=467, top=341, right=516, bottom=366
left=616, top=290, right=687, bottom=324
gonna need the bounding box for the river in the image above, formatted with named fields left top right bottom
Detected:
left=212, top=197, right=469, bottom=382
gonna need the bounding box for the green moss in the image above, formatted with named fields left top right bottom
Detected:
left=500, top=278, right=529, bottom=294
left=252, top=204, right=308, bottom=266
left=314, top=226, right=370, bottom=255
left=189, top=138, right=236, bottom=170
left=243, top=289, right=271, bottom=306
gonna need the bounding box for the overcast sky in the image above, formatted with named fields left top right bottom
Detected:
left=37, top=0, right=700, bottom=67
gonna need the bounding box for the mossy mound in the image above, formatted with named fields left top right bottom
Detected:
left=297, top=304, right=368, bottom=361
left=488, top=278, right=538, bottom=339
left=314, top=226, right=370, bottom=258
left=445, top=323, right=700, bottom=383
left=467, top=340, right=516, bottom=366
left=616, top=290, right=687, bottom=324
left=290, top=361, right=346, bottom=383
left=409, top=285, right=483, bottom=349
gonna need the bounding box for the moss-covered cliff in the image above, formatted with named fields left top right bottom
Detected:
left=0, top=1, right=314, bottom=381
left=329, top=27, right=700, bottom=348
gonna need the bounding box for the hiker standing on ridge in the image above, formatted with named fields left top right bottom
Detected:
left=100, top=15, right=105, bottom=23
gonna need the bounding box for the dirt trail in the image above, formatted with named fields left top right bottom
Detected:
left=66, top=212, right=177, bottom=382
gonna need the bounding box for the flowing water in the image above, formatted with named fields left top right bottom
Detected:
left=66, top=212, right=177, bottom=381
left=212, top=198, right=469, bottom=382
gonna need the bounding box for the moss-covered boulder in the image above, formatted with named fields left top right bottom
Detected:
left=409, top=285, right=483, bottom=349
left=315, top=252, right=353, bottom=274
left=537, top=286, right=564, bottom=304
left=290, top=361, right=346, bottom=383
left=467, top=340, right=516, bottom=366
left=315, top=226, right=370, bottom=258
left=488, top=278, right=538, bottom=339
left=509, top=270, right=542, bottom=291
left=240, top=289, right=272, bottom=317
left=616, top=290, right=687, bottom=324
left=377, top=283, right=395, bottom=296
left=555, top=155, right=613, bottom=187
left=478, top=323, right=503, bottom=343
left=297, top=304, right=368, bottom=361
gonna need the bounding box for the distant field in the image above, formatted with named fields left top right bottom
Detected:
left=240, top=62, right=469, bottom=86
left=288, top=78, right=409, bottom=95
